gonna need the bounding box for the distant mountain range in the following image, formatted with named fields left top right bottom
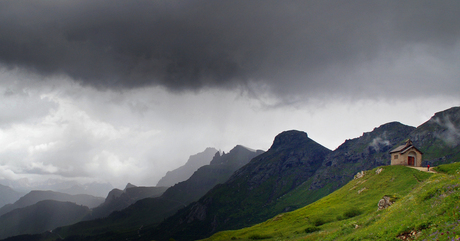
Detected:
left=0, top=179, right=113, bottom=198
left=88, top=183, right=168, bottom=219
left=0, top=200, right=91, bottom=240
left=56, top=182, right=114, bottom=197
left=2, top=106, right=459, bottom=241
left=147, top=130, right=333, bottom=240
left=159, top=145, right=264, bottom=203
left=54, top=145, right=263, bottom=238
left=156, top=147, right=218, bottom=187
left=0, top=190, right=104, bottom=217
left=0, top=184, right=23, bottom=209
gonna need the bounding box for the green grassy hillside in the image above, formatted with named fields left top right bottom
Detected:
left=205, top=163, right=460, bottom=241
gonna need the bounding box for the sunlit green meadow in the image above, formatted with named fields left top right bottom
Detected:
left=203, top=163, right=460, bottom=241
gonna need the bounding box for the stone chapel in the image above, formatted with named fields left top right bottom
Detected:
left=390, top=139, right=423, bottom=167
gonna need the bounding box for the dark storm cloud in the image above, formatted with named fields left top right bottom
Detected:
left=0, top=0, right=459, bottom=93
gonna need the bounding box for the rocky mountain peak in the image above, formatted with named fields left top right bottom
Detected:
left=124, top=183, right=136, bottom=190
left=105, top=188, right=123, bottom=201
left=209, top=145, right=264, bottom=166
left=270, top=130, right=309, bottom=151
left=373, top=121, right=409, bottom=132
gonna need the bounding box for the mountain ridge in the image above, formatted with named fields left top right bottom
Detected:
left=143, top=107, right=460, bottom=240
left=0, top=190, right=103, bottom=217
left=53, top=144, right=263, bottom=238
left=310, top=121, right=415, bottom=191
left=146, top=130, right=332, bottom=240
left=4, top=106, right=460, bottom=241
left=0, top=200, right=91, bottom=239
left=0, top=184, right=23, bottom=209
left=408, top=106, right=460, bottom=165
left=88, top=184, right=168, bottom=220
left=156, top=147, right=218, bottom=187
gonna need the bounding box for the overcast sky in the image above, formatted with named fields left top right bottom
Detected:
left=0, top=0, right=459, bottom=189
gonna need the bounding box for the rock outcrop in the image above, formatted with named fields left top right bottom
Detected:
left=354, top=171, right=365, bottom=179
left=378, top=195, right=393, bottom=210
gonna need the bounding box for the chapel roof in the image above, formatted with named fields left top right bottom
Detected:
left=390, top=139, right=423, bottom=154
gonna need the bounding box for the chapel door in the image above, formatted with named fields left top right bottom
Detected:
left=408, top=156, right=415, bottom=166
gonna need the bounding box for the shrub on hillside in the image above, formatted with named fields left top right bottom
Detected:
left=305, top=226, right=321, bottom=233
left=344, top=207, right=362, bottom=218
left=337, top=207, right=363, bottom=220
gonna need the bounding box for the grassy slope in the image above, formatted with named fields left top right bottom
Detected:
left=205, top=163, right=460, bottom=241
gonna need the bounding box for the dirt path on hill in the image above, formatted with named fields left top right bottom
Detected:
left=407, top=166, right=437, bottom=173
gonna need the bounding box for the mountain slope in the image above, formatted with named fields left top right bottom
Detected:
left=0, top=184, right=23, bottom=209
left=149, top=124, right=414, bottom=241
left=88, top=184, right=168, bottom=219
left=157, top=147, right=218, bottom=187
left=57, top=182, right=113, bottom=197
left=260, top=121, right=415, bottom=220
left=54, top=145, right=263, bottom=239
left=0, top=190, right=103, bottom=216
left=145, top=130, right=332, bottom=241
left=409, top=106, right=460, bottom=165
left=310, top=121, right=415, bottom=191
left=270, top=107, right=459, bottom=222
left=159, top=145, right=264, bottom=203
left=0, top=179, right=112, bottom=197
left=0, top=200, right=90, bottom=239
left=205, top=162, right=460, bottom=241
